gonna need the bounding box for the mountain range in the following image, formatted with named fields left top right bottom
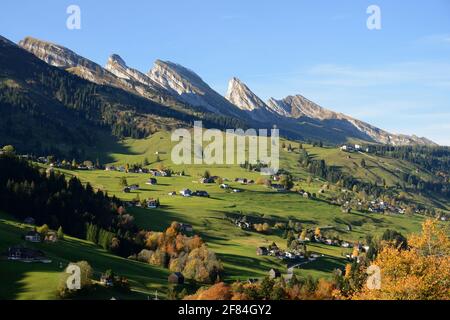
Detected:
left=0, top=35, right=436, bottom=158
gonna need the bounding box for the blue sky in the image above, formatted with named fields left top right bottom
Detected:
left=1, top=0, right=450, bottom=145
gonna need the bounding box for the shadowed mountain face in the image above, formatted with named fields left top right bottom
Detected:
left=3, top=35, right=437, bottom=147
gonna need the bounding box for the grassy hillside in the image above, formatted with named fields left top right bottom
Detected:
left=48, top=132, right=431, bottom=282
left=2, top=131, right=445, bottom=299
left=0, top=212, right=170, bottom=300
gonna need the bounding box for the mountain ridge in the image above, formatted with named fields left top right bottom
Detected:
left=11, top=35, right=437, bottom=146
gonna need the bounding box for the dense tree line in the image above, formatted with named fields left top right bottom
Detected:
left=372, top=145, right=450, bottom=174
left=0, top=153, right=142, bottom=255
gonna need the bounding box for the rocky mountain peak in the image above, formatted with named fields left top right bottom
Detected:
left=105, top=54, right=162, bottom=90
left=148, top=60, right=244, bottom=117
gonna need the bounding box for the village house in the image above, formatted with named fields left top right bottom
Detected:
left=194, top=190, right=210, bottom=198
left=129, top=184, right=140, bottom=191
left=256, top=247, right=268, bottom=256
left=146, top=199, right=159, bottom=209
left=168, top=272, right=185, bottom=285
left=199, top=177, right=215, bottom=184
left=100, top=274, right=114, bottom=287
left=268, top=268, right=281, bottom=279
left=271, top=184, right=286, bottom=192
left=180, top=223, right=193, bottom=233
left=7, top=246, right=50, bottom=263
left=24, top=230, right=41, bottom=243
left=123, top=187, right=131, bottom=193
left=146, top=178, right=157, bottom=185
left=180, top=189, right=192, bottom=197
left=44, top=231, right=58, bottom=243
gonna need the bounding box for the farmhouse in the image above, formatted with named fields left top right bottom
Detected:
left=7, top=246, right=49, bottom=263
left=199, top=177, right=215, bottom=184
left=123, top=187, right=131, bottom=193
left=180, top=223, right=193, bottom=233
left=44, top=231, right=58, bottom=243
left=129, top=184, right=140, bottom=191
left=146, top=198, right=160, bottom=209
left=272, top=184, right=286, bottom=192
left=180, top=189, right=192, bottom=197
left=24, top=230, right=41, bottom=243
left=100, top=274, right=114, bottom=287
left=256, top=247, right=268, bottom=256
left=168, top=272, right=185, bottom=284
left=268, top=268, right=281, bottom=279
left=194, top=190, right=210, bottom=198
left=146, top=178, right=158, bottom=185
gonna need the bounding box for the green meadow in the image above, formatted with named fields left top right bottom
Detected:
left=0, top=131, right=433, bottom=299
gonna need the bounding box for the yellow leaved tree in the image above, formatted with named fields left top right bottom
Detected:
left=352, top=219, right=450, bottom=300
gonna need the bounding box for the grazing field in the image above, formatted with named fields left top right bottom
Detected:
left=51, top=133, right=427, bottom=282
left=0, top=132, right=435, bottom=299
left=0, top=212, right=170, bottom=300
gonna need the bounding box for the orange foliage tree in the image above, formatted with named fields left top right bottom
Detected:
left=351, top=219, right=450, bottom=300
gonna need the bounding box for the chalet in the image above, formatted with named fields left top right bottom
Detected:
left=272, top=184, right=286, bottom=192
left=123, top=187, right=131, bottom=193
left=129, top=184, right=140, bottom=191
left=7, top=246, right=49, bottom=262
left=285, top=252, right=296, bottom=259
left=235, top=178, right=248, bottom=184
left=44, top=231, right=58, bottom=243
left=146, top=178, right=158, bottom=185
left=341, top=242, right=351, bottom=248
left=150, top=169, right=170, bottom=177
left=146, top=199, right=159, bottom=209
left=194, top=190, right=210, bottom=198
left=168, top=272, right=185, bottom=284
left=100, top=274, right=114, bottom=287
left=200, top=177, right=215, bottom=184
left=180, top=223, right=193, bottom=233
left=180, top=189, right=192, bottom=197
left=268, top=268, right=281, bottom=279
left=25, top=231, right=41, bottom=243
left=23, top=217, right=36, bottom=225
left=256, top=247, right=268, bottom=256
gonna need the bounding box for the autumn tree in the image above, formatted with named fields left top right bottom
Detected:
left=351, top=219, right=450, bottom=300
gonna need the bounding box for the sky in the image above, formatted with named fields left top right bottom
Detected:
left=1, top=0, right=450, bottom=145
